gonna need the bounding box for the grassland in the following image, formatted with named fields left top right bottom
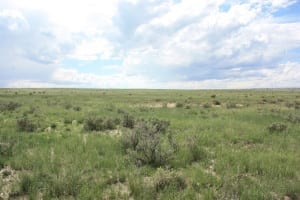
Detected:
left=0, top=89, right=299, bottom=200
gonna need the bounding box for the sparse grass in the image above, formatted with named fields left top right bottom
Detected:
left=0, top=88, right=299, bottom=199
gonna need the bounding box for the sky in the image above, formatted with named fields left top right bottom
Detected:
left=0, top=0, right=300, bottom=89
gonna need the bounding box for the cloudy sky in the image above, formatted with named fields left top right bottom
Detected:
left=0, top=0, right=299, bottom=89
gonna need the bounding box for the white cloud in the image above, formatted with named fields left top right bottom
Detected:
left=52, top=68, right=157, bottom=88
left=1, top=0, right=300, bottom=88
left=0, top=9, right=29, bottom=31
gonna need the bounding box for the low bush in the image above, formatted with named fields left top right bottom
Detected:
left=267, top=123, right=287, bottom=133
left=286, top=114, right=300, bottom=123
left=226, top=103, right=237, bottom=109
left=211, top=94, right=216, bottom=98
left=0, top=142, right=13, bottom=157
left=64, top=103, right=72, bottom=110
left=153, top=168, right=186, bottom=192
left=203, top=103, right=211, bottom=108
left=73, top=106, right=81, bottom=111
left=84, top=117, right=117, bottom=131
left=148, top=118, right=170, bottom=133
left=121, top=119, right=177, bottom=166
left=212, top=100, right=221, bottom=105
left=186, top=135, right=207, bottom=162
left=176, top=102, right=184, bottom=108
left=17, top=117, right=38, bottom=132
left=64, top=118, right=72, bottom=124
left=122, top=113, right=135, bottom=129
left=0, top=101, right=21, bottom=112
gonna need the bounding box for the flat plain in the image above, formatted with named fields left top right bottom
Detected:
left=0, top=89, right=299, bottom=199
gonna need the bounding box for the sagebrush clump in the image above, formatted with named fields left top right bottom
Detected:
left=17, top=117, right=37, bottom=132
left=84, top=116, right=117, bottom=131
left=153, top=168, right=186, bottom=192
left=267, top=122, right=287, bottom=133
left=121, top=119, right=177, bottom=166
left=122, top=113, right=135, bottom=129
left=0, top=101, right=21, bottom=112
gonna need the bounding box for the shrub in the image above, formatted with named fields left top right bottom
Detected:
left=286, top=114, right=300, bottom=123
left=203, top=103, right=211, bottom=108
left=0, top=142, right=13, bottom=157
left=148, top=118, right=170, bottom=133
left=212, top=100, right=221, bottom=105
left=0, top=101, right=21, bottom=112
left=267, top=123, right=287, bottom=133
left=153, top=168, right=186, bottom=192
left=84, top=117, right=117, bottom=131
left=121, top=120, right=177, bottom=166
left=64, top=103, right=72, bottom=110
left=50, top=123, right=57, bottom=129
left=184, top=105, right=191, bottom=109
left=64, top=118, right=72, bottom=124
left=17, top=117, right=37, bottom=132
left=122, top=113, right=135, bottom=129
left=20, top=175, right=33, bottom=194
left=186, top=135, right=206, bottom=162
left=226, top=103, right=237, bottom=109
left=176, top=102, right=184, bottom=108
left=211, top=94, right=216, bottom=98
left=73, top=106, right=81, bottom=111
left=103, top=118, right=117, bottom=130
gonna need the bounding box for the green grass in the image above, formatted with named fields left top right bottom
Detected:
left=0, top=88, right=299, bottom=199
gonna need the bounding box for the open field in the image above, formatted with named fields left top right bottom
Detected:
left=0, top=89, right=299, bottom=199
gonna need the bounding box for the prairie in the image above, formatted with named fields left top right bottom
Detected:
left=0, top=89, right=299, bottom=199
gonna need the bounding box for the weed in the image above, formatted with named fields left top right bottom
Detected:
left=226, top=103, right=237, bottom=109
left=186, top=135, right=206, bottom=162
left=153, top=168, right=186, bottom=192
left=176, top=102, right=184, bottom=108
left=122, top=113, right=135, bottom=129
left=267, top=123, right=287, bottom=133
left=0, top=101, right=21, bottom=112
left=20, top=175, right=33, bottom=194
left=212, top=100, right=221, bottom=105
left=286, top=114, right=300, bottom=123
left=0, top=142, right=13, bottom=157
left=17, top=117, right=37, bottom=132
left=73, top=106, right=81, bottom=111
left=64, top=103, right=72, bottom=110
left=203, top=103, right=211, bottom=108
left=84, top=116, right=117, bottom=131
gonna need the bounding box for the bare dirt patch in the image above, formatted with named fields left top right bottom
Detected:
left=137, top=102, right=177, bottom=108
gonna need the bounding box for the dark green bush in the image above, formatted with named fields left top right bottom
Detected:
left=267, top=123, right=287, bottom=133
left=17, top=117, right=37, bottom=132
left=176, top=102, right=184, bottom=108
left=84, top=117, right=117, bottom=131
left=73, top=106, right=81, bottom=111
left=0, top=101, right=21, bottom=112
left=212, top=100, right=221, bottom=105
left=122, top=113, right=135, bottom=129
left=121, top=120, right=177, bottom=166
